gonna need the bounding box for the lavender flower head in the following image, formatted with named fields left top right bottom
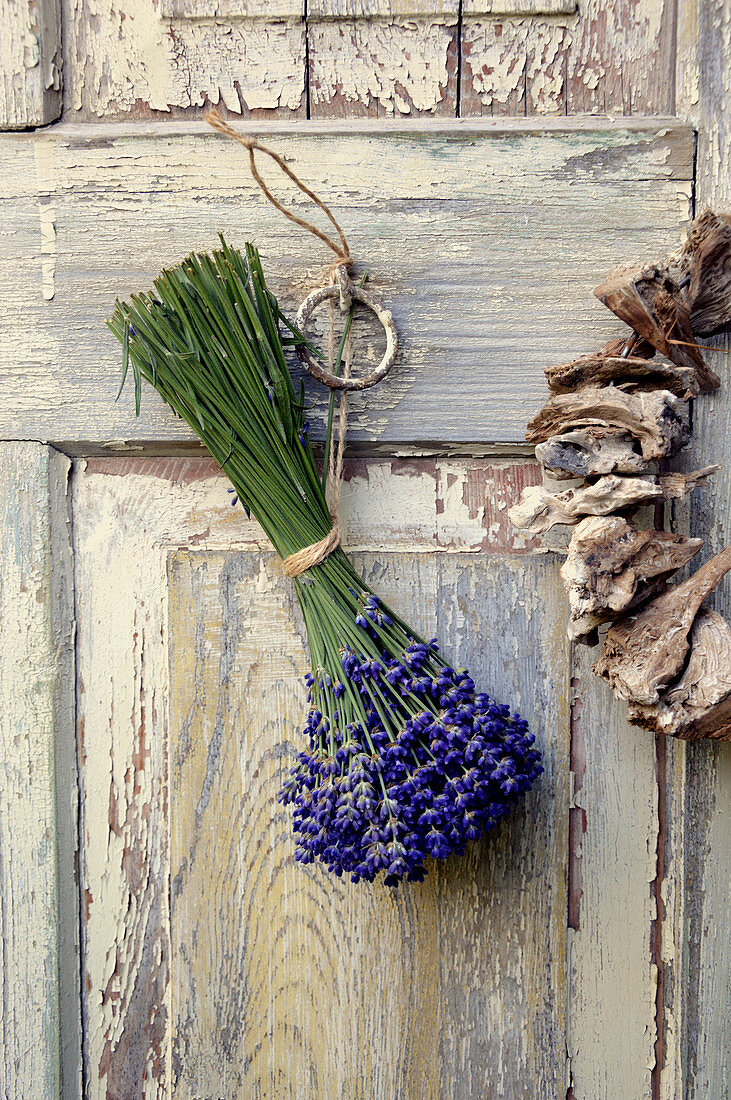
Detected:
left=279, top=593, right=542, bottom=885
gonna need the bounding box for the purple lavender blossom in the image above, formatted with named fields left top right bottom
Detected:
left=279, top=595, right=542, bottom=885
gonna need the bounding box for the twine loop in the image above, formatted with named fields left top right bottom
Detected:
left=206, top=109, right=398, bottom=578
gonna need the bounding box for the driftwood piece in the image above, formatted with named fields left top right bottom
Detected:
left=626, top=609, right=731, bottom=741
left=561, top=516, right=703, bottom=644
left=509, top=477, right=661, bottom=535
left=526, top=386, right=690, bottom=461
left=594, top=264, right=721, bottom=392
left=509, top=467, right=719, bottom=537
left=544, top=354, right=700, bottom=398
left=592, top=546, right=731, bottom=704
left=535, top=429, right=649, bottom=480
left=668, top=209, right=731, bottom=338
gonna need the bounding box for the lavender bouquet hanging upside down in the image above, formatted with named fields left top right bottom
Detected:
left=108, top=240, right=542, bottom=885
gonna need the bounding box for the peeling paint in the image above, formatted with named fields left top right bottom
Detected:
left=34, top=140, right=57, bottom=302
left=309, top=19, right=456, bottom=115
left=63, top=0, right=306, bottom=116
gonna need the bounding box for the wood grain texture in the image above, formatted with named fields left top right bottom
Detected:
left=310, top=0, right=457, bottom=15
left=160, top=0, right=303, bottom=17
left=460, top=0, right=676, bottom=117
left=0, top=0, right=62, bottom=129
left=672, top=5, right=731, bottom=1096
left=0, top=119, right=692, bottom=446
left=168, top=548, right=570, bottom=1099
left=567, top=647, right=659, bottom=1098
left=0, top=444, right=78, bottom=1100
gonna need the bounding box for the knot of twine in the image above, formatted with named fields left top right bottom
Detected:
left=206, top=109, right=357, bottom=579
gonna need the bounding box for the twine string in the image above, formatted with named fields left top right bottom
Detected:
left=206, top=109, right=352, bottom=270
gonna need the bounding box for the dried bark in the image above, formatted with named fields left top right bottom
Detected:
left=592, top=547, right=731, bottom=704
left=597, top=335, right=656, bottom=359
left=526, top=386, right=690, bottom=461
left=509, top=468, right=719, bottom=537
left=544, top=354, right=700, bottom=398
left=668, top=209, right=731, bottom=338
left=535, top=428, right=649, bottom=480
left=561, top=516, right=703, bottom=644
left=658, top=465, right=721, bottom=499
left=509, top=476, right=660, bottom=535
left=594, top=264, right=721, bottom=391
left=626, top=609, right=731, bottom=740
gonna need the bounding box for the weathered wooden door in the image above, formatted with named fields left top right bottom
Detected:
left=1, top=3, right=728, bottom=1099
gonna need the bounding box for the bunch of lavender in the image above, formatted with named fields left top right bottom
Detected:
left=108, top=240, right=542, bottom=885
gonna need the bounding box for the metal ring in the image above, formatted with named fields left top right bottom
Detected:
left=295, top=283, right=398, bottom=391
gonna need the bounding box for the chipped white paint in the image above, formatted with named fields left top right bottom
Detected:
left=309, top=18, right=456, bottom=115
left=310, top=0, right=457, bottom=14
left=0, top=120, right=693, bottom=445
left=160, top=0, right=303, bottom=17
left=0, top=0, right=62, bottom=129
left=463, top=0, right=576, bottom=10
left=34, top=139, right=57, bottom=300
left=462, top=19, right=568, bottom=114
left=58, top=0, right=676, bottom=119
left=462, top=0, right=674, bottom=116
left=0, top=444, right=78, bottom=1100
left=62, top=0, right=305, bottom=116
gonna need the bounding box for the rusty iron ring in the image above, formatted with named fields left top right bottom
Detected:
left=295, top=282, right=398, bottom=392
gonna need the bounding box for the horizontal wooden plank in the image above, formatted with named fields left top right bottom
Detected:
left=309, top=0, right=458, bottom=15
left=106, top=0, right=575, bottom=21
left=159, top=0, right=304, bottom=18
left=0, top=118, right=692, bottom=447
left=463, top=0, right=576, bottom=12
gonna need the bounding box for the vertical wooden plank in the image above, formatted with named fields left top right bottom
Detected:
left=168, top=547, right=569, bottom=1098
left=0, top=0, right=62, bottom=129
left=307, top=1, right=459, bottom=116
left=567, top=650, right=659, bottom=1098
left=460, top=0, right=676, bottom=117
left=61, top=0, right=306, bottom=119
left=673, top=5, right=731, bottom=1097
left=73, top=462, right=172, bottom=1099
left=0, top=443, right=78, bottom=1100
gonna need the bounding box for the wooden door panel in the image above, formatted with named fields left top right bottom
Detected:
left=73, top=454, right=579, bottom=1097
left=168, top=548, right=569, bottom=1099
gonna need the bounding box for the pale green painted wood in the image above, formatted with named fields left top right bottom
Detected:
left=0, top=118, right=692, bottom=446
left=0, top=443, right=79, bottom=1100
